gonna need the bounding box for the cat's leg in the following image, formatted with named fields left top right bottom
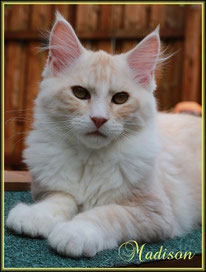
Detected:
left=6, top=192, right=77, bottom=238
left=48, top=202, right=175, bottom=257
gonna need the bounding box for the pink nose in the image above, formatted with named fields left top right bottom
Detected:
left=90, top=117, right=108, bottom=129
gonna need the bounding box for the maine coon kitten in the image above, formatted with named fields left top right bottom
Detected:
left=7, top=12, right=202, bottom=257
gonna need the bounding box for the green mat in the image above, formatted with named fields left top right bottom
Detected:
left=4, top=192, right=202, bottom=268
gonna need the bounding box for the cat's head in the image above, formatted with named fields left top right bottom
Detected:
left=37, top=12, right=160, bottom=149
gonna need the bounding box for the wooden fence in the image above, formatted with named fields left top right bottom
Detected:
left=4, top=4, right=202, bottom=170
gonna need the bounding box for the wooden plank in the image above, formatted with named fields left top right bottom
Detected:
left=96, top=41, right=113, bottom=54
left=30, top=4, right=52, bottom=31
left=24, top=46, right=47, bottom=132
left=124, top=5, right=147, bottom=31
left=76, top=4, right=99, bottom=33
left=15, top=43, right=28, bottom=163
left=5, top=5, right=31, bottom=168
left=5, top=28, right=184, bottom=41
left=155, top=40, right=185, bottom=111
left=4, top=42, right=28, bottom=168
left=155, top=41, right=174, bottom=111
left=4, top=42, right=16, bottom=163
left=4, top=4, right=12, bottom=32
left=160, top=41, right=174, bottom=111
left=149, top=5, right=166, bottom=29
left=5, top=43, right=25, bottom=159
left=165, top=5, right=185, bottom=29
left=89, top=5, right=100, bottom=32
left=4, top=171, right=31, bottom=191
left=182, top=5, right=202, bottom=103
left=22, top=5, right=53, bottom=142
left=170, top=41, right=184, bottom=108
left=7, top=4, right=31, bottom=31
left=121, top=40, right=137, bottom=53
left=112, top=5, right=123, bottom=30
left=23, top=42, right=43, bottom=141
left=114, top=40, right=122, bottom=55
left=100, top=5, right=113, bottom=32
left=81, top=40, right=89, bottom=49
left=76, top=4, right=90, bottom=32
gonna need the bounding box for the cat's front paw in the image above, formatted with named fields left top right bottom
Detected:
left=48, top=220, right=117, bottom=257
left=6, top=203, right=57, bottom=238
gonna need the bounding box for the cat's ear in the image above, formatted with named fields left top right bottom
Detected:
left=126, top=26, right=160, bottom=87
left=48, top=12, right=84, bottom=75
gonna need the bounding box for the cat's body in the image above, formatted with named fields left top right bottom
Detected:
left=7, top=13, right=202, bottom=257
left=26, top=112, right=201, bottom=221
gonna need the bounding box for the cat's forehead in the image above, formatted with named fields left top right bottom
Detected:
left=76, top=50, right=128, bottom=93
left=88, top=50, right=115, bottom=83
left=91, top=50, right=114, bottom=67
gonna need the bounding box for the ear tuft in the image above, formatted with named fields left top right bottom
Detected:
left=127, top=27, right=160, bottom=87
left=49, top=13, right=84, bottom=76
left=55, top=10, right=65, bottom=21
left=153, top=24, right=160, bottom=34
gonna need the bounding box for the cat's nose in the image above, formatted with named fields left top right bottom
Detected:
left=90, top=117, right=108, bottom=129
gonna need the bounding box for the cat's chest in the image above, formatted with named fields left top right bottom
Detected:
left=60, top=158, right=125, bottom=206
left=33, top=145, right=150, bottom=208
left=28, top=133, right=151, bottom=207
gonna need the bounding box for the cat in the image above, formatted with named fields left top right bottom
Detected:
left=6, top=12, right=202, bottom=258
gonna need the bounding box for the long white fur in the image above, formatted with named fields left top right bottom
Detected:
left=6, top=13, right=202, bottom=258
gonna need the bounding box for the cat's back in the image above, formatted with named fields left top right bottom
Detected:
left=157, top=112, right=202, bottom=149
left=157, top=112, right=202, bottom=175
left=156, top=112, right=202, bottom=230
left=156, top=112, right=202, bottom=205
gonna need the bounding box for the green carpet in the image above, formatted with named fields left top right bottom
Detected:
left=4, top=191, right=202, bottom=268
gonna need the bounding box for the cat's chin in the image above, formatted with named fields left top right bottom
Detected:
left=78, top=133, right=112, bottom=149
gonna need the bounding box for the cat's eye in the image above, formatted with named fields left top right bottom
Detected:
left=112, top=92, right=129, bottom=104
left=71, top=86, right=91, bottom=100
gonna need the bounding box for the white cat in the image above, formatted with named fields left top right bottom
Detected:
left=6, top=12, right=202, bottom=257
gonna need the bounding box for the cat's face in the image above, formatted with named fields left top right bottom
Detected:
left=37, top=12, right=160, bottom=149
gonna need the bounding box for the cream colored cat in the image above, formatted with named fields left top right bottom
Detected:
left=6, top=12, right=202, bottom=257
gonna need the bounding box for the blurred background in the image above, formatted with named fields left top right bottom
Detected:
left=4, top=4, right=202, bottom=170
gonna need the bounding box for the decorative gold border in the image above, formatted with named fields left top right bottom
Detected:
left=1, top=1, right=205, bottom=270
